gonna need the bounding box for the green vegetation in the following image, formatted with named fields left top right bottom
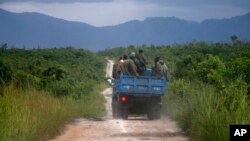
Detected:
left=0, top=46, right=106, bottom=141
left=1, top=40, right=250, bottom=141
left=99, top=41, right=250, bottom=141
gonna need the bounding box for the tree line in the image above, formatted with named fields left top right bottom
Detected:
left=0, top=46, right=105, bottom=98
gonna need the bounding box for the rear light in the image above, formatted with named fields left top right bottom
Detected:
left=121, top=96, right=127, bottom=102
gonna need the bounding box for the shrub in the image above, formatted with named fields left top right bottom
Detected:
left=164, top=79, right=250, bottom=141
left=196, top=55, right=225, bottom=85
left=0, top=61, right=12, bottom=86
left=13, top=70, right=41, bottom=90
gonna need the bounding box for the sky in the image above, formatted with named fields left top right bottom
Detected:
left=0, top=0, right=249, bottom=27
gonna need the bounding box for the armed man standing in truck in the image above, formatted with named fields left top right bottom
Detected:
left=136, top=49, right=147, bottom=75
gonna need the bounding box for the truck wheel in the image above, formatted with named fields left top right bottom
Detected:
left=147, top=104, right=161, bottom=120
left=147, top=108, right=156, bottom=120
left=153, top=108, right=161, bottom=120
left=112, top=103, right=117, bottom=118
left=112, top=97, right=118, bottom=119
left=119, top=105, right=128, bottom=120
left=121, top=109, right=128, bottom=120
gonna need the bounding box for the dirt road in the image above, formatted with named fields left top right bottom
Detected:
left=51, top=60, right=188, bottom=141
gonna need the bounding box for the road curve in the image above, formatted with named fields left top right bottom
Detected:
left=50, top=60, right=188, bottom=141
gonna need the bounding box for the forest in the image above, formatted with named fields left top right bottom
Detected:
left=1, top=40, right=250, bottom=141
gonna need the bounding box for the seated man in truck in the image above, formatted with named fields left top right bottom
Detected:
left=119, top=54, right=128, bottom=75
left=115, top=56, right=124, bottom=79
left=152, top=57, right=168, bottom=79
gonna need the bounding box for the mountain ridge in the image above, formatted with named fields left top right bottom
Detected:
left=1, top=9, right=250, bottom=51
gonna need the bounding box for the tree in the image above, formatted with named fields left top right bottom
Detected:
left=0, top=43, right=8, bottom=52
left=231, top=35, right=241, bottom=47
left=196, top=55, right=225, bottom=86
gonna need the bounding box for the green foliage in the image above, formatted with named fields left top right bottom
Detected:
left=164, top=79, right=249, bottom=141
left=42, top=67, right=65, bottom=81
left=100, top=41, right=250, bottom=91
left=13, top=70, right=41, bottom=89
left=175, top=54, right=203, bottom=79
left=0, top=46, right=106, bottom=141
left=1, top=41, right=249, bottom=141
left=196, top=55, right=226, bottom=87
left=49, top=80, right=72, bottom=97
left=0, top=61, right=12, bottom=86
left=229, top=56, right=250, bottom=83
left=0, top=47, right=105, bottom=98
left=0, top=84, right=106, bottom=141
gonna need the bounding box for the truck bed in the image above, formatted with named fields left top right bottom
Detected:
left=113, top=72, right=166, bottom=96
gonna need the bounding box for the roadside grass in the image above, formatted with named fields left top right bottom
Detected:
left=73, top=82, right=107, bottom=118
left=0, top=83, right=106, bottom=141
left=163, top=79, right=250, bottom=141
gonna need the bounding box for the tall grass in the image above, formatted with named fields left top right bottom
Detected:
left=163, top=79, right=250, bottom=141
left=0, top=83, right=106, bottom=141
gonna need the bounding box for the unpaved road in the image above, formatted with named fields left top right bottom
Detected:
left=51, top=60, right=188, bottom=141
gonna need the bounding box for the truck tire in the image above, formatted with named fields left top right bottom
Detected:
left=147, top=113, right=154, bottom=120
left=112, top=64, right=117, bottom=79
left=121, top=109, right=128, bottom=120
left=112, top=97, right=119, bottom=119
left=153, top=106, right=161, bottom=120
left=147, top=105, right=161, bottom=120
left=147, top=97, right=162, bottom=120
left=112, top=103, right=117, bottom=118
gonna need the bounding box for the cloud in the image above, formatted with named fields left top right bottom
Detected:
left=0, top=1, right=177, bottom=26
left=0, top=0, right=249, bottom=27
left=0, top=0, right=113, bottom=3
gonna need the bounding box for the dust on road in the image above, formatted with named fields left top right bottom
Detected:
left=50, top=60, right=188, bottom=141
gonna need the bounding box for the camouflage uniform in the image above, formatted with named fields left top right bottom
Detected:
left=124, top=53, right=139, bottom=76
left=112, top=63, right=117, bottom=79
left=116, top=59, right=124, bottom=78
left=131, top=57, right=141, bottom=74
left=136, top=50, right=147, bottom=75
left=153, top=59, right=168, bottom=79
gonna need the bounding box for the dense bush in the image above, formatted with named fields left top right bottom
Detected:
left=0, top=46, right=106, bottom=141
left=0, top=47, right=105, bottom=98
left=0, top=61, right=12, bottom=86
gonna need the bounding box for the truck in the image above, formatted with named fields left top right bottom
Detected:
left=109, top=69, right=167, bottom=120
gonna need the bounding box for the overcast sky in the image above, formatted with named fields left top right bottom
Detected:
left=0, top=0, right=249, bottom=27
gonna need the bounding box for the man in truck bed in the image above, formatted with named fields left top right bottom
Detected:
left=123, top=53, right=139, bottom=76
left=153, top=57, right=168, bottom=79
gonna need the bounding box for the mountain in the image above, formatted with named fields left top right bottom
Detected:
left=1, top=9, right=250, bottom=51
left=0, top=9, right=99, bottom=50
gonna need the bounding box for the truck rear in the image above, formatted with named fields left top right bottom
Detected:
left=111, top=69, right=166, bottom=120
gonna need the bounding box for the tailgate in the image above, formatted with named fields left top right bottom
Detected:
left=114, top=74, right=166, bottom=96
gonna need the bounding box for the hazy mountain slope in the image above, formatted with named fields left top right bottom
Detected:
left=1, top=9, right=250, bottom=50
